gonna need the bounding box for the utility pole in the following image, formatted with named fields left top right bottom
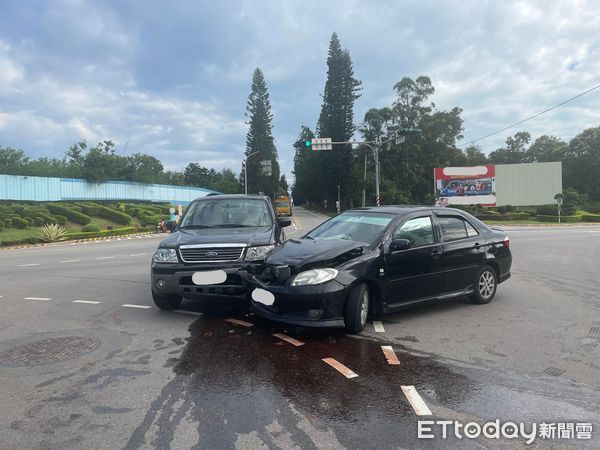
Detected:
left=243, top=151, right=260, bottom=195
left=362, top=153, right=367, bottom=207
left=337, top=184, right=341, bottom=214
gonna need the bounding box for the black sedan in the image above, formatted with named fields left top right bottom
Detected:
left=247, top=206, right=512, bottom=333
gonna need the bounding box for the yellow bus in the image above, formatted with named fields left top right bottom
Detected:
left=274, top=196, right=292, bottom=216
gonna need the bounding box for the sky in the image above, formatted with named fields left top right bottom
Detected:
left=1, top=0, right=599, bottom=183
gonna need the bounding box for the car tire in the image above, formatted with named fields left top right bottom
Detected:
left=152, top=290, right=182, bottom=310
left=470, top=265, right=497, bottom=304
left=344, top=283, right=369, bottom=334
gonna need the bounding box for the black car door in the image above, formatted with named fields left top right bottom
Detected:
left=384, top=214, right=445, bottom=305
left=434, top=213, right=486, bottom=293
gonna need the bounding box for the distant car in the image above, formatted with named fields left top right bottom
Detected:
left=246, top=206, right=512, bottom=333
left=150, top=194, right=291, bottom=310
left=275, top=196, right=293, bottom=216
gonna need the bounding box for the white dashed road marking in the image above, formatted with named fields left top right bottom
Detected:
left=174, top=310, right=203, bottom=316
left=381, top=346, right=400, bottom=365
left=373, top=321, right=385, bottom=333
left=273, top=333, right=305, bottom=347
left=96, top=256, right=116, bottom=260
left=322, top=357, right=359, bottom=379
left=122, top=304, right=151, bottom=309
left=59, top=260, right=80, bottom=264
left=18, top=263, right=40, bottom=267
left=129, top=253, right=147, bottom=257
left=24, top=297, right=51, bottom=301
left=225, top=318, right=254, bottom=327
left=401, top=386, right=433, bottom=416
left=73, top=300, right=101, bottom=305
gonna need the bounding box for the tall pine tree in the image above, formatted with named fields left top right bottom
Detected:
left=244, top=68, right=280, bottom=197
left=316, top=33, right=361, bottom=206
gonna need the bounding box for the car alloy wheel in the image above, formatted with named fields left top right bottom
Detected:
left=360, top=289, right=369, bottom=327
left=478, top=270, right=495, bottom=299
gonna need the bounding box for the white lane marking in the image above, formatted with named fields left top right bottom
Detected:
left=401, top=386, right=433, bottom=416
left=122, top=304, right=151, bottom=309
left=373, top=321, right=385, bottom=333
left=96, top=256, right=116, bottom=260
left=73, top=300, right=101, bottom=305
left=0, top=296, right=3, bottom=298
left=224, top=318, right=254, bottom=327
left=18, top=263, right=40, bottom=267
left=273, top=333, right=305, bottom=347
left=129, top=253, right=147, bottom=257
left=322, top=357, right=359, bottom=378
left=59, top=259, right=80, bottom=264
left=174, top=310, right=203, bottom=317
left=24, top=297, right=51, bottom=301
left=381, top=346, right=400, bottom=365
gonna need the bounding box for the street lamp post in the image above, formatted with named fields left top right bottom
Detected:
left=243, top=151, right=260, bottom=195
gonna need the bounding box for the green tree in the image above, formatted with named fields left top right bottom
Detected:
left=463, top=145, right=488, bottom=165
left=279, top=174, right=289, bottom=195
left=0, top=147, right=30, bottom=174
left=488, top=131, right=531, bottom=164
left=564, top=126, right=600, bottom=201
left=525, top=135, right=567, bottom=162
left=291, top=126, right=318, bottom=204
left=244, top=68, right=280, bottom=197
left=316, top=32, right=362, bottom=207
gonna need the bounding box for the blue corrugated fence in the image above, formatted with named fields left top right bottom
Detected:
left=0, top=175, right=216, bottom=205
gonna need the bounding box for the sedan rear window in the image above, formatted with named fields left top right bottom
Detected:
left=438, top=216, right=477, bottom=241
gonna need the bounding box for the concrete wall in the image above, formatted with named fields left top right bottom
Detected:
left=0, top=175, right=217, bottom=205
left=495, top=161, right=562, bottom=206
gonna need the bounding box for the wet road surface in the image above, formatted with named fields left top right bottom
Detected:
left=0, top=210, right=599, bottom=448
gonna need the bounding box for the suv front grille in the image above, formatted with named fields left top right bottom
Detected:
left=179, top=245, right=245, bottom=263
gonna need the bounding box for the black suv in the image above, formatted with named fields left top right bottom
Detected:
left=151, top=194, right=291, bottom=310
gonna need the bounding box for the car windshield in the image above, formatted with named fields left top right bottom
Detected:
left=276, top=201, right=289, bottom=207
left=305, top=212, right=394, bottom=244
left=180, top=199, right=272, bottom=228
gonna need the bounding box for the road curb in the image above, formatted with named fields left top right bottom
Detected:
left=0, top=231, right=158, bottom=251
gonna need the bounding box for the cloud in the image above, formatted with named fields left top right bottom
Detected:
left=0, top=0, right=599, bottom=183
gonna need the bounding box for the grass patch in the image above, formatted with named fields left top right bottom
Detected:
left=0, top=228, right=40, bottom=242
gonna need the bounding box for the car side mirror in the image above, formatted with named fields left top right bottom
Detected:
left=390, top=238, right=411, bottom=252
left=277, top=217, right=292, bottom=228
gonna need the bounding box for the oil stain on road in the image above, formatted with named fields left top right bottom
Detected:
left=125, top=313, right=480, bottom=449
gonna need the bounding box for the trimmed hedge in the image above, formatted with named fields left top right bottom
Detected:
left=50, top=214, right=68, bottom=225
left=0, top=237, right=40, bottom=246
left=139, top=214, right=162, bottom=226
left=536, top=215, right=581, bottom=223
left=11, top=217, right=28, bottom=229
left=46, top=204, right=91, bottom=225
left=82, top=224, right=100, bottom=232
left=75, top=202, right=102, bottom=216
left=536, top=204, right=576, bottom=216
left=581, top=214, right=600, bottom=222
left=64, top=226, right=149, bottom=240
left=94, top=205, right=132, bottom=225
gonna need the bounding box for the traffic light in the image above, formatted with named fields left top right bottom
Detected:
left=306, top=138, right=333, bottom=151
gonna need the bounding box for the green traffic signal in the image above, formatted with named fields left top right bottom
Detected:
left=304, top=140, right=311, bottom=148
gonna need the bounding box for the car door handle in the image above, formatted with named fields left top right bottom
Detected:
left=431, top=249, right=442, bottom=258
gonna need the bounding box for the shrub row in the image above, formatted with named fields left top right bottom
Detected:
left=94, top=205, right=132, bottom=225
left=536, top=215, right=581, bottom=223
left=63, top=226, right=149, bottom=240
left=580, top=214, right=600, bottom=222
left=46, top=203, right=91, bottom=225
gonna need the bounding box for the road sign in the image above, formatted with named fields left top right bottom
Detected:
left=259, top=160, right=272, bottom=176
left=310, top=138, right=333, bottom=151
left=395, top=135, right=406, bottom=145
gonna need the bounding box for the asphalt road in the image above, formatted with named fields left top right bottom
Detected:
left=0, top=207, right=599, bottom=449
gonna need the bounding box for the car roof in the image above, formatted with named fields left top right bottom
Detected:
left=193, top=194, right=269, bottom=202
left=345, top=205, right=469, bottom=216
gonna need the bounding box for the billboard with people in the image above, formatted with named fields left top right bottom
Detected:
left=434, top=166, right=496, bottom=206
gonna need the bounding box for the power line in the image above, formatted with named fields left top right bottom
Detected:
left=460, top=82, right=600, bottom=147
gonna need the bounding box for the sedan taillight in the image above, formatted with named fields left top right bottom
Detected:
left=503, top=236, right=510, bottom=249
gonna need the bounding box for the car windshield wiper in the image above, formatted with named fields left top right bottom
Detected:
left=304, top=235, right=315, bottom=240
left=180, top=224, right=216, bottom=229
